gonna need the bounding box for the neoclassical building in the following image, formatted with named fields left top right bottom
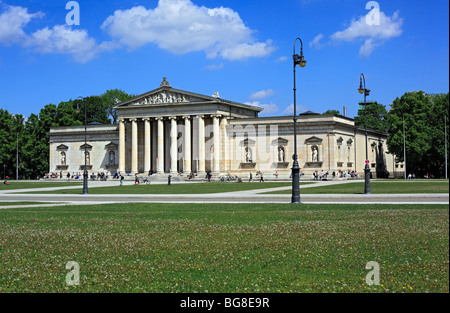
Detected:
left=49, top=78, right=403, bottom=179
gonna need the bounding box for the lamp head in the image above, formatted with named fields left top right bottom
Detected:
left=75, top=96, right=84, bottom=113
left=358, top=77, right=364, bottom=94
left=294, top=52, right=307, bottom=68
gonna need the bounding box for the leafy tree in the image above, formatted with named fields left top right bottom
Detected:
left=323, top=109, right=341, bottom=115
left=354, top=101, right=389, bottom=133
left=21, top=113, right=46, bottom=179
left=0, top=109, right=15, bottom=179
left=386, top=91, right=449, bottom=177
left=0, top=109, right=26, bottom=179
left=426, top=93, right=450, bottom=177
left=100, top=89, right=135, bottom=124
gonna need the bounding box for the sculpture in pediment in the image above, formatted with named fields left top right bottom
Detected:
left=134, top=92, right=190, bottom=106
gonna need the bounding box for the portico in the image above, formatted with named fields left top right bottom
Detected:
left=115, top=78, right=262, bottom=176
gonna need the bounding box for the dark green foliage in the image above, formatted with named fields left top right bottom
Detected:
left=354, top=101, right=389, bottom=133
left=323, top=109, right=341, bottom=115
left=386, top=91, right=449, bottom=178
left=0, top=90, right=133, bottom=179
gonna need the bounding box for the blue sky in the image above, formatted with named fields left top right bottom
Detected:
left=0, top=0, right=448, bottom=119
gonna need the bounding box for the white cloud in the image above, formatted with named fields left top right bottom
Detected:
left=358, top=38, right=380, bottom=58
left=0, top=4, right=114, bottom=63
left=309, top=33, right=324, bottom=49
left=101, top=0, right=275, bottom=60
left=330, top=10, right=403, bottom=57
left=26, top=25, right=117, bottom=63
left=275, top=56, right=288, bottom=63
left=0, top=5, right=43, bottom=44
left=205, top=63, right=224, bottom=70
left=250, top=89, right=275, bottom=100
left=1, top=0, right=274, bottom=63
left=283, top=103, right=309, bottom=116
left=245, top=101, right=279, bottom=115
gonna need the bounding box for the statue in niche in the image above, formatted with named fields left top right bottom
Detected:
left=85, top=151, right=90, bottom=165
left=109, top=151, right=115, bottom=165
left=278, top=146, right=285, bottom=162
left=245, top=147, right=253, bottom=163
left=347, top=147, right=351, bottom=161
left=61, top=152, right=66, bottom=165
left=312, top=146, right=318, bottom=162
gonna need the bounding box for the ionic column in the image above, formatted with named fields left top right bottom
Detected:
left=131, top=118, right=138, bottom=174
left=197, top=115, right=205, bottom=174
left=169, top=116, right=178, bottom=174
left=183, top=116, right=192, bottom=173
left=212, top=115, right=221, bottom=174
left=156, top=117, right=164, bottom=174
left=119, top=118, right=126, bottom=174
left=144, top=118, right=151, bottom=174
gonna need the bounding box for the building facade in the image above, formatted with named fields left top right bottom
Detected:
left=49, top=78, right=402, bottom=179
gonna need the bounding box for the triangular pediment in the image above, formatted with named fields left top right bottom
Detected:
left=115, top=87, right=220, bottom=108
left=114, top=78, right=263, bottom=114
left=271, top=137, right=289, bottom=146
left=305, top=136, right=323, bottom=144
left=57, top=144, right=69, bottom=150
left=80, top=143, right=93, bottom=150
left=240, top=138, right=256, bottom=147
left=105, top=142, right=118, bottom=149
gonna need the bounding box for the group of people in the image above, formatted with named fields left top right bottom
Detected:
left=44, top=172, right=65, bottom=179
left=89, top=172, right=108, bottom=181
left=249, top=171, right=265, bottom=182
left=313, top=171, right=328, bottom=181
left=332, top=170, right=358, bottom=179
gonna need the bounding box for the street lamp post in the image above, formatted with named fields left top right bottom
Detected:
left=76, top=96, right=89, bottom=195
left=358, top=74, right=371, bottom=194
left=292, top=38, right=307, bottom=204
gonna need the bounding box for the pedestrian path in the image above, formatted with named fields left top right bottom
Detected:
left=1, top=179, right=447, bottom=208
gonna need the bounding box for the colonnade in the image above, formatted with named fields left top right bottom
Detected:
left=118, top=115, right=222, bottom=175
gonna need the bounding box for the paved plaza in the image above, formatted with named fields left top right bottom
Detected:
left=1, top=180, right=448, bottom=208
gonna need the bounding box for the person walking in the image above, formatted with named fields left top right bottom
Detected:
left=259, top=172, right=264, bottom=182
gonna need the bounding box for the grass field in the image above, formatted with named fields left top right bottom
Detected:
left=0, top=203, right=447, bottom=293
left=20, top=182, right=312, bottom=194
left=265, top=181, right=449, bottom=194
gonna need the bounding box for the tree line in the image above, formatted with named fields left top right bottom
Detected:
left=323, top=91, right=449, bottom=178
left=0, top=90, right=448, bottom=179
left=0, top=89, right=134, bottom=179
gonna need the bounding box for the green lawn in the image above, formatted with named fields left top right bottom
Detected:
left=266, top=181, right=449, bottom=194
left=21, top=182, right=313, bottom=195
left=0, top=181, right=82, bottom=190
left=0, top=203, right=447, bottom=293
